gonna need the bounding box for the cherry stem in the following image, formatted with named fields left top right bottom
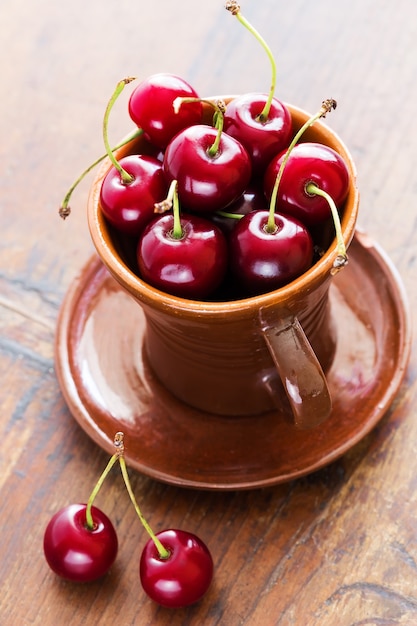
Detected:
left=174, top=96, right=226, bottom=157
left=118, top=454, right=170, bottom=560
left=102, top=77, right=137, bottom=185
left=58, top=127, right=143, bottom=220
left=85, top=452, right=119, bottom=531
left=305, top=182, right=348, bottom=271
left=267, top=98, right=337, bottom=233
left=171, top=181, right=183, bottom=239
left=226, top=1, right=276, bottom=122
left=154, top=179, right=183, bottom=239
left=216, top=210, right=244, bottom=220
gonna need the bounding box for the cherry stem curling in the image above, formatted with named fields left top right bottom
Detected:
left=267, top=98, right=337, bottom=233
left=102, top=77, right=137, bottom=185
left=305, top=182, right=348, bottom=272
left=58, top=128, right=143, bottom=220
left=225, top=1, right=276, bottom=122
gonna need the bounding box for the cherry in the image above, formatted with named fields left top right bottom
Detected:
left=100, top=154, right=168, bottom=236
left=224, top=2, right=292, bottom=175
left=140, top=529, right=214, bottom=609
left=137, top=181, right=228, bottom=298
left=229, top=210, right=313, bottom=295
left=43, top=503, right=118, bottom=583
left=128, top=73, right=203, bottom=149
left=263, top=141, right=350, bottom=227
left=93, top=78, right=168, bottom=236
left=163, top=106, right=252, bottom=213
left=223, top=93, right=292, bottom=176
left=212, top=182, right=268, bottom=235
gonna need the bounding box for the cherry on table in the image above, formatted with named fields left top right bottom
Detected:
left=140, top=528, right=214, bottom=608
left=43, top=503, right=118, bottom=583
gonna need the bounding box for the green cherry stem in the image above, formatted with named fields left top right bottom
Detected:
left=58, top=127, right=143, bottom=219
left=85, top=452, right=119, bottom=531
left=117, top=439, right=170, bottom=560
left=173, top=96, right=226, bottom=157
left=102, top=77, right=137, bottom=186
left=154, top=179, right=183, bottom=239
left=266, top=98, right=337, bottom=233
left=225, top=1, right=276, bottom=122
left=305, top=182, right=348, bottom=271
left=216, top=209, right=244, bottom=220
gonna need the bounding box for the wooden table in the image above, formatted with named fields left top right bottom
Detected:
left=1, top=1, right=416, bottom=624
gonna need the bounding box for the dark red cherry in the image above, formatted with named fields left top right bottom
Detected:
left=140, top=529, right=214, bottom=608
left=100, top=154, right=168, bottom=236
left=128, top=73, right=203, bottom=149
left=212, top=183, right=268, bottom=235
left=263, top=142, right=350, bottom=226
left=163, top=124, right=252, bottom=213
left=229, top=210, right=313, bottom=295
left=137, top=212, right=228, bottom=299
left=43, top=503, right=118, bottom=583
left=223, top=93, right=292, bottom=175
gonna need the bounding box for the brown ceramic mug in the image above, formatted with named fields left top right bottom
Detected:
left=87, top=100, right=359, bottom=429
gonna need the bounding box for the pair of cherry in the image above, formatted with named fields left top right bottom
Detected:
left=43, top=433, right=213, bottom=608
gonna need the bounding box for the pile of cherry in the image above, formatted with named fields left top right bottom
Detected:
left=99, top=72, right=350, bottom=301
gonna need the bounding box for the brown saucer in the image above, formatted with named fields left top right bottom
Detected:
left=54, top=230, right=411, bottom=490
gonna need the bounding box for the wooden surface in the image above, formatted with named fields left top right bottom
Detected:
left=1, top=1, right=416, bottom=624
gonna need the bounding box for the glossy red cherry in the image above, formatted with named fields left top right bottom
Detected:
left=99, top=154, right=168, bottom=236
left=43, top=503, right=118, bottom=583
left=263, top=142, right=350, bottom=227
left=128, top=73, right=203, bottom=149
left=140, top=529, right=214, bottom=608
left=223, top=93, right=292, bottom=175
left=163, top=124, right=252, bottom=213
left=229, top=210, right=313, bottom=295
left=137, top=212, right=228, bottom=299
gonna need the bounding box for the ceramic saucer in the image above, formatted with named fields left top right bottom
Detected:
left=54, top=229, right=411, bottom=490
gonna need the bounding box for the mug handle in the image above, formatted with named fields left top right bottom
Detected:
left=259, top=307, right=332, bottom=429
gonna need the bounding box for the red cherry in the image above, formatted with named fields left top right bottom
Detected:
left=163, top=124, right=252, bottom=213
left=140, top=529, right=214, bottom=608
left=229, top=210, right=313, bottom=295
left=223, top=93, right=292, bottom=175
left=137, top=212, right=228, bottom=299
left=43, top=503, right=118, bottom=582
left=128, top=73, right=203, bottom=149
left=264, top=142, right=350, bottom=226
left=99, top=154, right=168, bottom=236
left=212, top=183, right=268, bottom=235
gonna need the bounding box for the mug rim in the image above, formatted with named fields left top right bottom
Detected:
left=87, top=100, right=359, bottom=317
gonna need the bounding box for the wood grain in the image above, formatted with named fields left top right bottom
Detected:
left=0, top=1, right=416, bottom=624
